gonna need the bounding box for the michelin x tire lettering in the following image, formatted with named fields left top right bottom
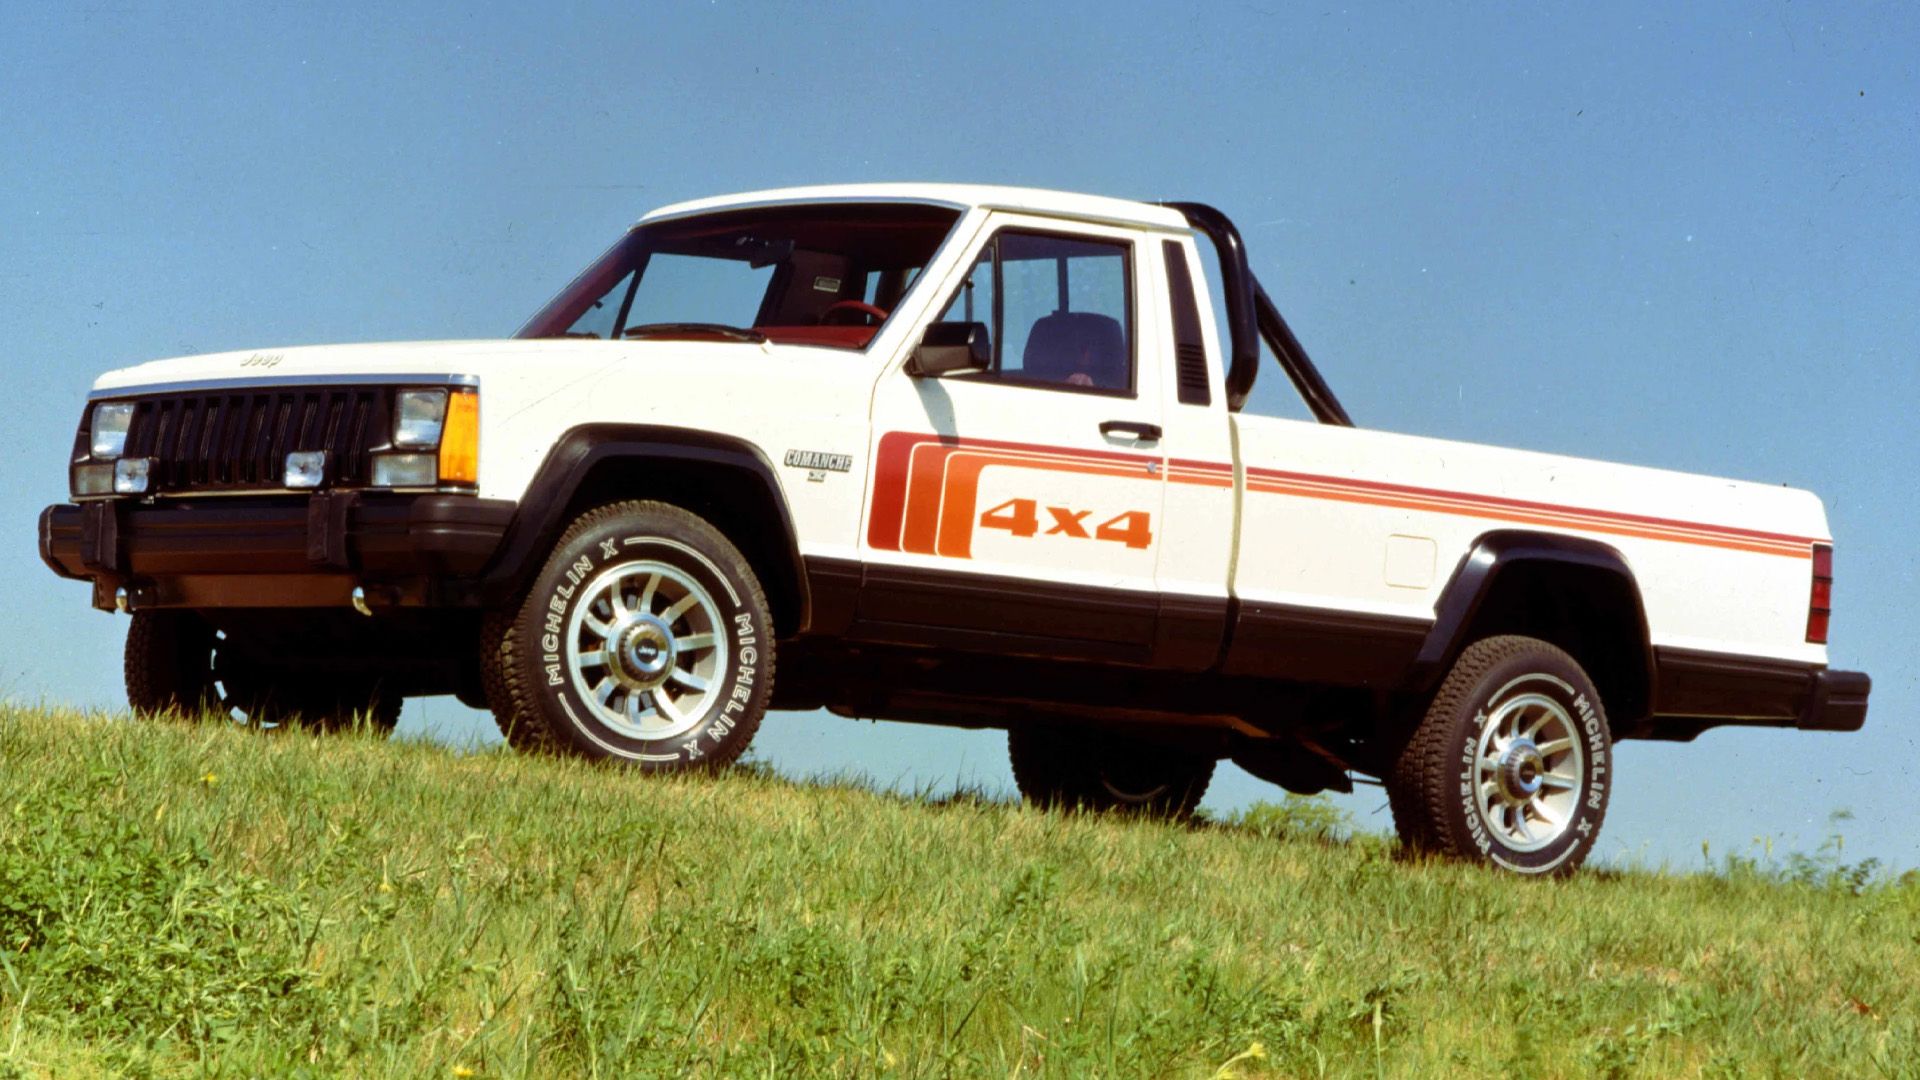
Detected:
left=498, top=500, right=772, bottom=767
left=1389, top=635, right=1611, bottom=874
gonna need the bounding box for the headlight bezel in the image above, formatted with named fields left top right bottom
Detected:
left=371, top=385, right=477, bottom=490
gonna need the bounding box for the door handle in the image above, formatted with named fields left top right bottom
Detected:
left=1099, top=420, right=1162, bottom=442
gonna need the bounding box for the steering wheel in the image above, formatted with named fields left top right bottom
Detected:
left=820, top=299, right=890, bottom=326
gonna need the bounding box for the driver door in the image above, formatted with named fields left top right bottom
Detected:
left=857, top=215, right=1168, bottom=664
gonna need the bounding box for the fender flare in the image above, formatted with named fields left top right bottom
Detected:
left=1404, top=529, right=1655, bottom=709
left=476, top=424, right=810, bottom=631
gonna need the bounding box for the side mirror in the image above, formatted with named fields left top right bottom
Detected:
left=907, top=322, right=991, bottom=377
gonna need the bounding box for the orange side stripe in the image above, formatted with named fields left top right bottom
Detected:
left=1240, top=477, right=1806, bottom=558
left=873, top=432, right=1819, bottom=561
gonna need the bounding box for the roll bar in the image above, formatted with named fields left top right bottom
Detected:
left=1159, top=201, right=1353, bottom=426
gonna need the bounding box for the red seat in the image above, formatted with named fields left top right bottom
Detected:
left=758, top=325, right=877, bottom=349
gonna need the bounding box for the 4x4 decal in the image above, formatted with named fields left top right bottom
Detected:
left=868, top=432, right=1161, bottom=559
left=979, top=498, right=1154, bottom=549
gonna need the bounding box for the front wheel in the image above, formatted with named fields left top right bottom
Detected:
left=1388, top=635, right=1612, bottom=875
left=1009, top=726, right=1215, bottom=819
left=124, top=611, right=400, bottom=732
left=491, top=500, right=774, bottom=769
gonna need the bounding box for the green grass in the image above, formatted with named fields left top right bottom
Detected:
left=0, top=703, right=1914, bottom=1078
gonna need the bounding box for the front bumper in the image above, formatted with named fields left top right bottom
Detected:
left=40, top=493, right=516, bottom=611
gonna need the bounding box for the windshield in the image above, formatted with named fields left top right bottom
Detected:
left=517, top=202, right=963, bottom=350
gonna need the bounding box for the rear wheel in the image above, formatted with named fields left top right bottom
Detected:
left=1008, top=726, right=1215, bottom=819
left=124, top=611, right=400, bottom=732
left=491, top=500, right=773, bottom=769
left=1387, top=635, right=1611, bottom=875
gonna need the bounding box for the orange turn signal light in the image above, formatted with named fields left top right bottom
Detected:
left=438, top=389, right=479, bottom=484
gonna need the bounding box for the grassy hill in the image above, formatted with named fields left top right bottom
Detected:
left=0, top=704, right=1913, bottom=1078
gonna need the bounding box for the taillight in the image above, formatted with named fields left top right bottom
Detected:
left=1806, top=543, right=1833, bottom=644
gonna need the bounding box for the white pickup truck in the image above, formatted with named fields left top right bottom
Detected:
left=40, top=184, right=1868, bottom=873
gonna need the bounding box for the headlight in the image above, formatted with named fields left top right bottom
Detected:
left=394, top=389, right=449, bottom=448
left=284, top=450, right=328, bottom=490
left=114, top=457, right=153, bottom=494
left=72, top=462, right=115, bottom=496
left=371, top=453, right=438, bottom=488
left=91, top=401, right=135, bottom=458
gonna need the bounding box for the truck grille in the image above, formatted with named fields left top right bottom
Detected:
left=118, top=386, right=393, bottom=493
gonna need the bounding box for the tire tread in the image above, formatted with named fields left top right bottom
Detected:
left=124, top=610, right=211, bottom=717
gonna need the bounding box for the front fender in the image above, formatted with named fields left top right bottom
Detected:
left=476, top=424, right=809, bottom=630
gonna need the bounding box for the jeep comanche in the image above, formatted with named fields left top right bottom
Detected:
left=39, top=184, right=1870, bottom=873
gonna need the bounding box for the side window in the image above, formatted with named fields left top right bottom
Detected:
left=932, top=230, right=1134, bottom=395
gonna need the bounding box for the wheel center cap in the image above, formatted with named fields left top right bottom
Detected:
left=608, top=615, right=676, bottom=690
left=1499, top=739, right=1546, bottom=800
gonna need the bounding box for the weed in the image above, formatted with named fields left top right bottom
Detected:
left=1229, top=794, right=1353, bottom=843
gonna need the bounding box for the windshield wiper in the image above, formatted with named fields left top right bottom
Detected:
left=622, top=322, right=767, bottom=343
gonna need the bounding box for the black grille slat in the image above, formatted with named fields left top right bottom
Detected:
left=127, top=401, right=157, bottom=457
left=239, top=395, right=269, bottom=485
left=265, top=394, right=295, bottom=479
left=167, top=399, right=190, bottom=487
left=160, top=399, right=183, bottom=487
left=175, top=398, right=205, bottom=486
left=222, top=394, right=251, bottom=484
left=193, top=396, right=220, bottom=486
left=212, top=394, right=240, bottom=484
left=206, top=395, right=229, bottom=484
left=114, top=384, right=402, bottom=494
left=201, top=395, right=223, bottom=484
left=343, top=391, right=375, bottom=482
left=302, top=393, right=324, bottom=453
left=150, top=400, right=178, bottom=486
left=322, top=395, right=349, bottom=472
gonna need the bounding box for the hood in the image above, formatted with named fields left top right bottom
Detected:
left=88, top=336, right=877, bottom=415
left=92, top=338, right=782, bottom=393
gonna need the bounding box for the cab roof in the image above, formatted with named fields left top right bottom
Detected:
left=637, top=183, right=1194, bottom=232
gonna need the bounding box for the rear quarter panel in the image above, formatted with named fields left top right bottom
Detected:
left=1230, top=415, right=1829, bottom=666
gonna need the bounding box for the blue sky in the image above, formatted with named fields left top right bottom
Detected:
left=3, top=1, right=1914, bottom=872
